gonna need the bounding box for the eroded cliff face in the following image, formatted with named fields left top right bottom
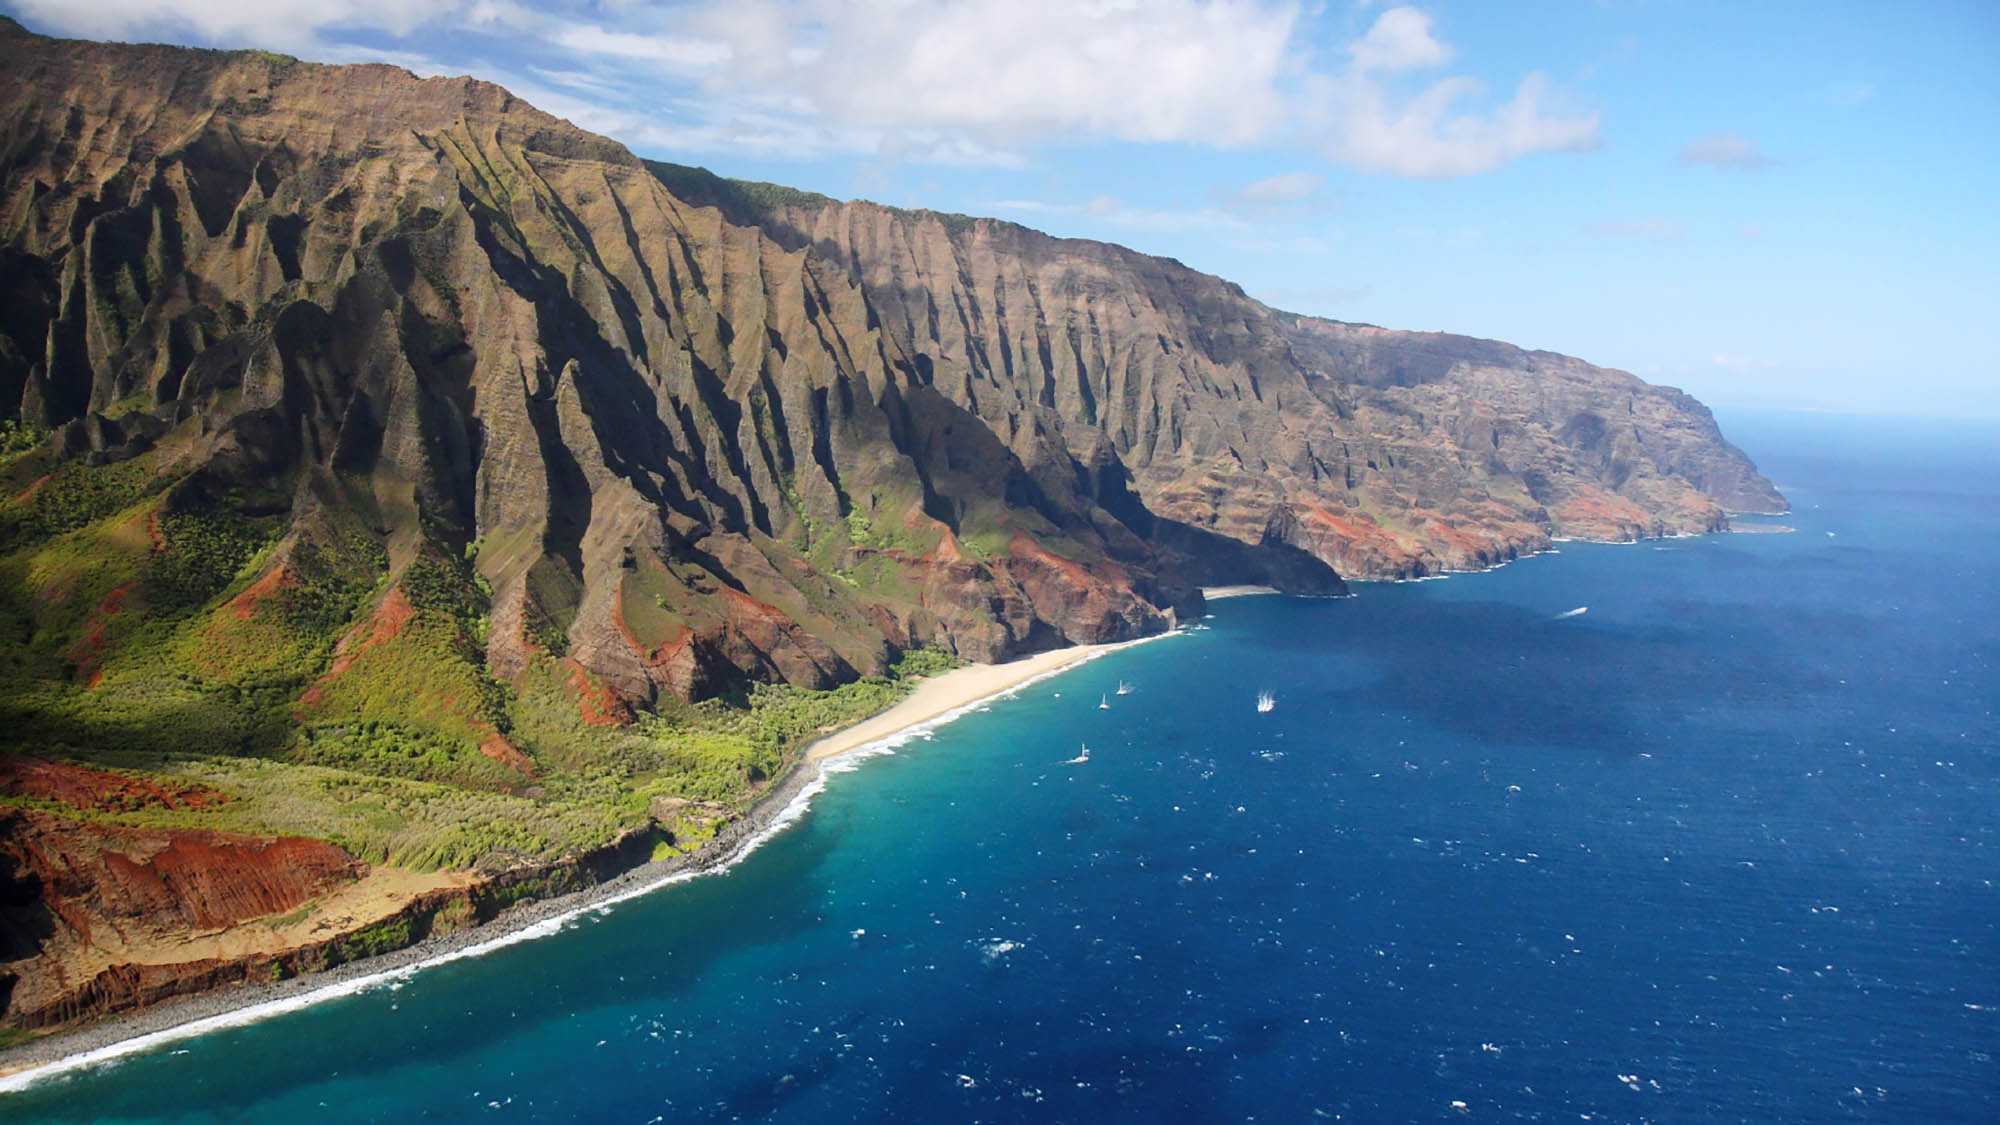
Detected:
left=0, top=20, right=1341, bottom=722
left=661, top=173, right=1786, bottom=580
left=0, top=757, right=365, bottom=1026
left=0, top=22, right=1782, bottom=717
left=0, top=19, right=1789, bottom=1037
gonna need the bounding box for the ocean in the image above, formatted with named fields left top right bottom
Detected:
left=4, top=410, right=1995, bottom=1122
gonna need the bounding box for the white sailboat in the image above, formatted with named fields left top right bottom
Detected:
left=1115, top=681, right=1133, bottom=696
left=1099, top=694, right=1110, bottom=710
left=1256, top=690, right=1275, bottom=713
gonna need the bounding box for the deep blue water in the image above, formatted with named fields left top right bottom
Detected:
left=4, top=411, right=1996, bottom=1122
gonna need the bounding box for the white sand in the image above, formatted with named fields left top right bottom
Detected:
left=0, top=638, right=1168, bottom=1088
left=804, top=644, right=1121, bottom=763
left=1200, top=584, right=1279, bottom=600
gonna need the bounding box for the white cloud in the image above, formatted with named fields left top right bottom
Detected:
left=689, top=0, right=1298, bottom=148
left=1679, top=132, right=1774, bottom=171
left=1310, top=69, right=1600, bottom=178
left=1209, top=171, right=1329, bottom=220
left=1348, top=5, right=1450, bottom=73
left=551, top=25, right=730, bottom=70
left=12, top=0, right=1600, bottom=179
left=1230, top=171, right=1324, bottom=205
left=1583, top=217, right=1684, bottom=241
left=10, top=0, right=470, bottom=51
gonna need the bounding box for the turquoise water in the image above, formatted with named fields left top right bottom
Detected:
left=4, top=410, right=1995, bottom=1121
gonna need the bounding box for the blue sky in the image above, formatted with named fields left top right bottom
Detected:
left=8, top=1, right=1996, bottom=418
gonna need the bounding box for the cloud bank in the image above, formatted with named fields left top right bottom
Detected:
left=10, top=1, right=1602, bottom=179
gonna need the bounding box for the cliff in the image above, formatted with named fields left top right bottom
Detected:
left=0, top=18, right=1783, bottom=1036
left=658, top=166, right=1784, bottom=579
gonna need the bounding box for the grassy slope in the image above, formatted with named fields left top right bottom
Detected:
left=0, top=436, right=960, bottom=873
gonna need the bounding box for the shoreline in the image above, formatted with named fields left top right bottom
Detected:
left=804, top=642, right=1121, bottom=763
left=1198, top=584, right=1279, bottom=600
left=0, top=634, right=1164, bottom=1091
left=0, top=527, right=1734, bottom=1088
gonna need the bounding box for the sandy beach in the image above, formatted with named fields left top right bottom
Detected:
left=1200, top=584, right=1280, bottom=600
left=805, top=644, right=1119, bottom=762
left=0, top=637, right=1156, bottom=1088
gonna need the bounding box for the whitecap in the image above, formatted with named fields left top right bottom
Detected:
left=977, top=938, right=1022, bottom=963
left=2, top=630, right=1192, bottom=1092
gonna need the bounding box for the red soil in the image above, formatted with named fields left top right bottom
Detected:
left=0, top=756, right=228, bottom=813
left=296, top=585, right=414, bottom=710
left=931, top=527, right=966, bottom=565
left=1, top=809, right=361, bottom=946
left=475, top=731, right=536, bottom=778
left=1302, top=504, right=1408, bottom=558
left=225, top=563, right=298, bottom=620
left=1007, top=531, right=1095, bottom=584
left=564, top=658, right=634, bottom=727
left=66, top=581, right=136, bottom=688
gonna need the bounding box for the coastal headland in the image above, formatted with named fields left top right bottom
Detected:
left=0, top=15, right=1781, bottom=1076
left=0, top=637, right=1149, bottom=1085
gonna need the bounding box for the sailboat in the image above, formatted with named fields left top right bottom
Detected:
left=1066, top=743, right=1091, bottom=764
left=1099, top=694, right=1110, bottom=710
left=1256, top=690, right=1275, bottom=713
left=1115, top=681, right=1133, bottom=696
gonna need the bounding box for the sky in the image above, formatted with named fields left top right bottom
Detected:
left=7, top=1, right=1997, bottom=419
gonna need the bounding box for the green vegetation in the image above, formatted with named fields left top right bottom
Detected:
left=143, top=507, right=283, bottom=614
left=0, top=457, right=161, bottom=552
left=644, top=161, right=837, bottom=217
left=332, top=916, right=412, bottom=962
left=295, top=722, right=521, bottom=792
left=0, top=418, right=49, bottom=459
left=641, top=159, right=1030, bottom=245
left=2, top=455, right=967, bottom=876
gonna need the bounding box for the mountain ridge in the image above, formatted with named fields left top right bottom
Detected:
left=0, top=20, right=1782, bottom=1036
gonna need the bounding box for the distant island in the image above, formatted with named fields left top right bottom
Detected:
left=0, top=16, right=1784, bottom=1058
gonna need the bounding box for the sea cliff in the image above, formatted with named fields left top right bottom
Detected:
left=0, top=15, right=1783, bottom=1046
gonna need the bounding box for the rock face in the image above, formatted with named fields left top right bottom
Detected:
left=0, top=19, right=1790, bottom=1039
left=661, top=169, right=1786, bottom=579
left=0, top=801, right=364, bottom=1026
left=0, top=18, right=1781, bottom=715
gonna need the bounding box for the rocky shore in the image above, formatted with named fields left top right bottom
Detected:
left=0, top=742, right=829, bottom=1086
left=0, top=634, right=1153, bottom=1087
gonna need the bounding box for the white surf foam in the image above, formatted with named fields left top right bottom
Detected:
left=1, top=629, right=1187, bottom=1092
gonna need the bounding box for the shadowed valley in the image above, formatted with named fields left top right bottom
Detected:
left=0, top=17, right=1782, bottom=1042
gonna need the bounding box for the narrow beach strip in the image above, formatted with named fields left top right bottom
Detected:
left=1199, top=584, right=1280, bottom=600
left=806, top=644, right=1118, bottom=763
left=0, top=634, right=1169, bottom=1092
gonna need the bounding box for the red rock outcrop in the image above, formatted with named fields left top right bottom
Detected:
left=0, top=813, right=661, bottom=1031
left=0, top=756, right=227, bottom=814
left=0, top=805, right=367, bottom=1025
left=1, top=20, right=1778, bottom=716
left=0, top=810, right=359, bottom=941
